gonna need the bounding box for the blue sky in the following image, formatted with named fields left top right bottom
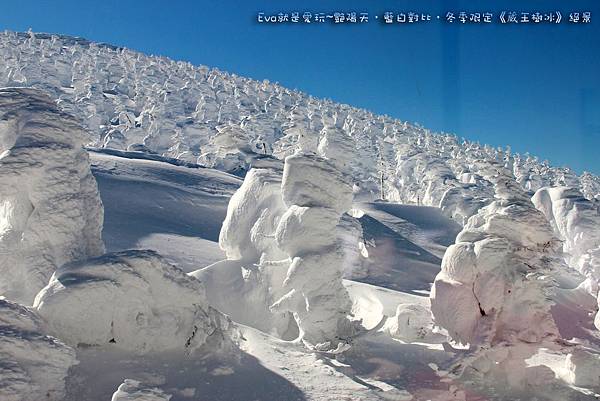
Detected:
left=1, top=0, right=599, bottom=173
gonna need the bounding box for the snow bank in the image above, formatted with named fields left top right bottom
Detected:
left=0, top=299, right=77, bottom=401
left=111, top=379, right=172, bottom=401
left=0, top=87, right=104, bottom=304
left=34, top=250, right=233, bottom=354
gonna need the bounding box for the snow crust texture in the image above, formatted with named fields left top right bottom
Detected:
left=0, top=87, right=104, bottom=305
left=0, top=299, right=77, bottom=401
left=34, top=250, right=233, bottom=355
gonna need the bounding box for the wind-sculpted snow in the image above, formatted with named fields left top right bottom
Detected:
left=531, top=186, right=600, bottom=336
left=211, top=151, right=362, bottom=349
left=430, top=165, right=567, bottom=388
left=0, top=87, right=104, bottom=305
left=383, top=303, right=435, bottom=342
left=272, top=153, right=360, bottom=349
left=532, top=187, right=600, bottom=294
left=1, top=30, right=599, bottom=217
left=0, top=299, right=77, bottom=401
left=34, top=250, right=234, bottom=355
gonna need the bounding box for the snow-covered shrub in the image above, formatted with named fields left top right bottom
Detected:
left=34, top=250, right=234, bottom=355
left=0, top=87, right=104, bottom=304
left=0, top=299, right=77, bottom=401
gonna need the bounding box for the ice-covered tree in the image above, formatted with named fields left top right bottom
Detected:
left=0, top=87, right=104, bottom=304
left=431, top=164, right=565, bottom=387
left=271, top=153, right=359, bottom=350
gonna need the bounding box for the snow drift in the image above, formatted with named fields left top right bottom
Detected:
left=34, top=250, right=234, bottom=355
left=0, top=87, right=104, bottom=305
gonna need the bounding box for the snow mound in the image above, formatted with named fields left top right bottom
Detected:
left=111, top=379, right=172, bottom=401
left=383, top=303, right=434, bottom=342
left=34, top=250, right=234, bottom=354
left=0, top=87, right=104, bottom=304
left=0, top=299, right=77, bottom=401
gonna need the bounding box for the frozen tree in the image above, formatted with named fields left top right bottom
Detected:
left=532, top=186, right=600, bottom=295
left=216, top=167, right=298, bottom=338
left=0, top=87, right=104, bottom=304
left=431, top=164, right=565, bottom=387
left=0, top=30, right=596, bottom=207
left=271, top=152, right=359, bottom=350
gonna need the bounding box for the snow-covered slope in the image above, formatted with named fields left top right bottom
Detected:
left=1, top=30, right=599, bottom=223
left=90, top=148, right=241, bottom=271
left=90, top=150, right=600, bottom=400
left=3, top=30, right=600, bottom=401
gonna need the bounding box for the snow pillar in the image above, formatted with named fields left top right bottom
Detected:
left=0, top=87, right=104, bottom=304
left=272, top=152, right=357, bottom=349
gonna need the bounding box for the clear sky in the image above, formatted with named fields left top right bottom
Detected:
left=1, top=0, right=599, bottom=173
